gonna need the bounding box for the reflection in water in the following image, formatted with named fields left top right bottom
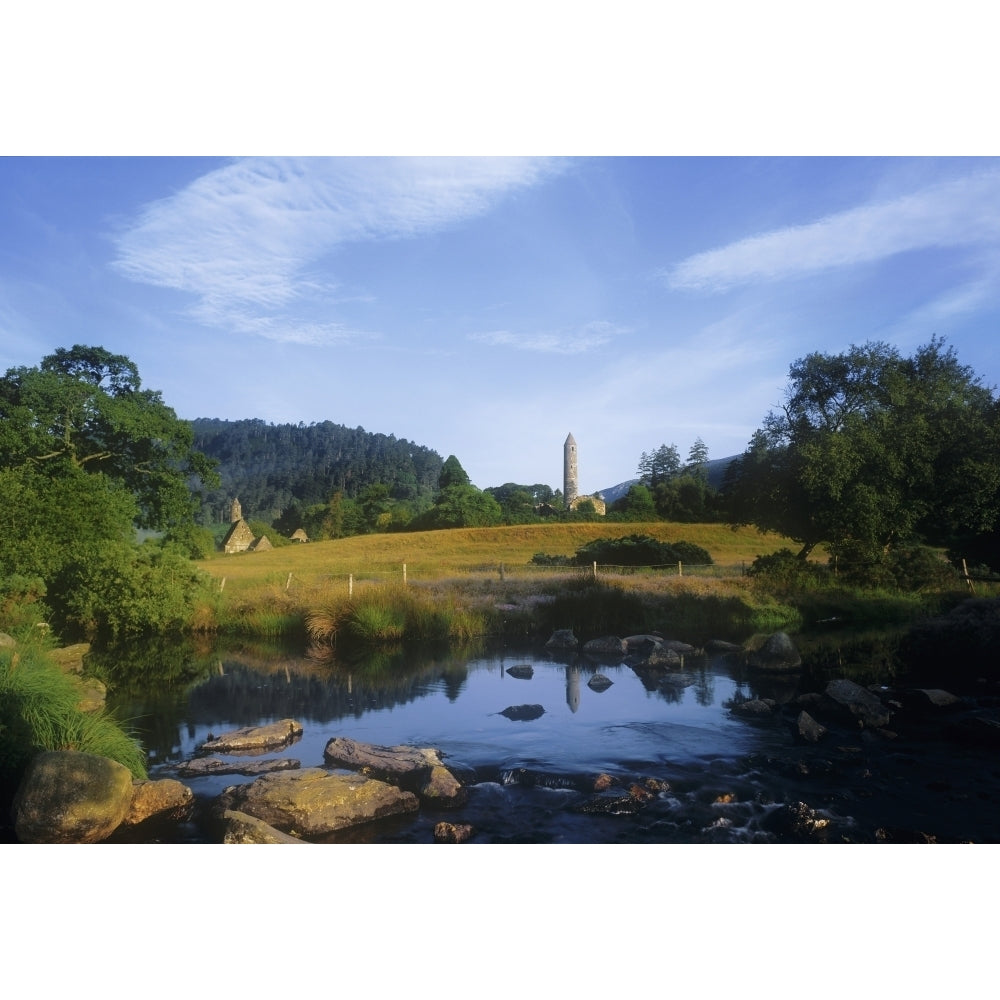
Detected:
left=565, top=666, right=580, bottom=713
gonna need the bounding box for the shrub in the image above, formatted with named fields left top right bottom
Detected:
left=0, top=647, right=147, bottom=787
left=747, top=549, right=831, bottom=592
left=574, top=534, right=712, bottom=568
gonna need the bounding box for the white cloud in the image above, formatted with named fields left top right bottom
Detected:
left=665, top=170, right=1000, bottom=292
left=469, top=320, right=628, bottom=354
left=112, top=157, right=563, bottom=343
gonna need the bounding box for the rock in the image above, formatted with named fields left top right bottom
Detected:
left=200, top=719, right=303, bottom=755
left=588, top=673, right=613, bottom=692
left=74, top=675, right=107, bottom=713
left=434, top=822, right=474, bottom=843
left=47, top=643, right=91, bottom=673
left=579, top=794, right=645, bottom=815
left=593, top=773, right=617, bottom=791
left=912, top=688, right=963, bottom=709
left=763, top=800, right=832, bottom=840
left=583, top=636, right=627, bottom=658
left=506, top=664, right=534, bottom=679
left=217, top=768, right=419, bottom=838
left=824, top=679, right=891, bottom=728
left=645, top=645, right=684, bottom=668
left=123, top=778, right=194, bottom=826
left=0, top=632, right=16, bottom=649
left=323, top=737, right=467, bottom=807
left=747, top=632, right=802, bottom=671
left=499, top=704, right=545, bottom=721
left=222, top=809, right=308, bottom=844
left=13, top=750, right=135, bottom=843
left=797, top=710, right=827, bottom=743
left=544, top=629, right=579, bottom=651
left=173, top=756, right=301, bottom=777
left=731, top=698, right=776, bottom=717
left=705, top=639, right=743, bottom=654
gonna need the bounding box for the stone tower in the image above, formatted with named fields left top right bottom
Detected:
left=229, top=497, right=243, bottom=523
left=564, top=433, right=578, bottom=507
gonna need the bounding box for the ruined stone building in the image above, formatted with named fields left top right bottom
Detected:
left=563, top=432, right=606, bottom=515
left=221, top=497, right=272, bottom=553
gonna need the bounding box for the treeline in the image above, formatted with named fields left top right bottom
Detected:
left=190, top=418, right=445, bottom=524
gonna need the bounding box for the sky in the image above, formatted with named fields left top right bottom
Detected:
left=3, top=155, right=999, bottom=495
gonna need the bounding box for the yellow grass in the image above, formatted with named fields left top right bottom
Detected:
left=196, top=522, right=801, bottom=598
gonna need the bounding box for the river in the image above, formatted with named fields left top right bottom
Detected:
left=94, top=630, right=1000, bottom=843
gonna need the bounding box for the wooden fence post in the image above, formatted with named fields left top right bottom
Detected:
left=403, top=563, right=407, bottom=585
left=285, top=572, right=293, bottom=591
left=349, top=573, right=353, bottom=596
left=219, top=577, right=226, bottom=592
left=592, top=561, right=598, bottom=580
left=678, top=561, right=683, bottom=577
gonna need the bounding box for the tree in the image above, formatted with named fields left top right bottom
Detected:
left=684, top=437, right=710, bottom=480
left=438, top=455, right=471, bottom=490
left=609, top=484, right=658, bottom=521
left=637, top=444, right=680, bottom=488
left=725, top=337, right=1000, bottom=566
left=416, top=485, right=503, bottom=529
left=0, top=345, right=218, bottom=530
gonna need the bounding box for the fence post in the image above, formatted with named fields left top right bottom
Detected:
left=963, top=558, right=976, bottom=595
left=349, top=573, right=353, bottom=597
left=593, top=560, right=598, bottom=580
left=285, top=572, right=293, bottom=591
left=678, top=561, right=683, bottom=577
left=219, top=577, right=226, bottom=592
left=403, top=563, right=407, bottom=585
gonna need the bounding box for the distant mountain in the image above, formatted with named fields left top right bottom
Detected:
left=599, top=455, right=738, bottom=504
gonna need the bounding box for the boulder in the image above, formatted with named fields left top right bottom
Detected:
left=499, top=704, right=545, bottom=721
left=544, top=629, right=579, bottom=651
left=583, top=635, right=627, bottom=658
left=433, top=822, right=474, bottom=843
left=122, top=778, right=194, bottom=826
left=74, top=675, right=107, bottom=713
left=797, top=710, right=827, bottom=743
left=506, top=664, right=534, bottom=680
left=0, top=632, right=16, bottom=649
left=199, top=719, right=303, bottom=755
left=222, top=809, right=308, bottom=844
left=747, top=632, right=802, bottom=672
left=48, top=643, right=91, bottom=674
left=174, top=756, right=301, bottom=778
left=588, top=673, right=613, bottom=692
left=217, top=768, right=419, bottom=838
left=824, top=679, right=891, bottom=728
left=731, top=698, right=776, bottom=718
left=705, top=639, right=743, bottom=654
left=13, top=750, right=135, bottom=843
left=323, top=737, right=467, bottom=808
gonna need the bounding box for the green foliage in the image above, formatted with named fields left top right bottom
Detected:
left=0, top=575, right=52, bottom=637
left=832, top=543, right=958, bottom=592
left=0, top=345, right=218, bottom=531
left=52, top=544, right=215, bottom=640
left=0, top=647, right=147, bottom=784
left=438, top=454, right=471, bottom=490
left=530, top=552, right=573, bottom=566
left=574, top=534, right=712, bottom=567
left=725, top=337, right=1000, bottom=566
left=416, top=484, right=503, bottom=530
left=608, top=484, right=658, bottom=521
left=746, top=548, right=832, bottom=592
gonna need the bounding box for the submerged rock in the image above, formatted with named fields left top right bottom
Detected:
left=217, top=768, right=419, bottom=838
left=506, top=664, right=534, bottom=680
left=200, top=719, right=303, bottom=755
left=583, top=636, right=628, bottom=658
left=499, top=704, right=546, bottom=722
left=434, top=822, right=474, bottom=843
left=824, top=679, right=891, bottom=728
left=747, top=632, right=802, bottom=672
left=797, top=710, right=828, bottom=743
left=544, top=629, right=579, bottom=651
left=588, top=674, right=613, bottom=692
left=13, top=750, right=134, bottom=844
left=173, top=756, right=301, bottom=778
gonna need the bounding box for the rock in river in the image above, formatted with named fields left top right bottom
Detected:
left=747, top=632, right=802, bottom=672
left=500, top=704, right=546, bottom=722
left=199, top=719, right=303, bottom=755
left=13, top=750, right=134, bottom=844
left=506, top=664, right=534, bottom=680
left=217, top=768, right=419, bottom=838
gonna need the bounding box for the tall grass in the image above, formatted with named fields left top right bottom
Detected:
left=1, top=647, right=148, bottom=782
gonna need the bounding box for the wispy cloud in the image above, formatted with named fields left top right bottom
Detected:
left=665, top=170, right=1000, bottom=292
left=470, top=320, right=629, bottom=354
left=112, top=157, right=563, bottom=344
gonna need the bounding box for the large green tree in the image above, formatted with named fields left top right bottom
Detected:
left=0, top=345, right=218, bottom=530
left=725, top=337, right=1000, bottom=565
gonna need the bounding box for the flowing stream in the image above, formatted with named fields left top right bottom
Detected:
left=96, top=632, right=1000, bottom=843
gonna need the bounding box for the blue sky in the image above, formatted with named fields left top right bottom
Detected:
left=2, top=156, right=999, bottom=494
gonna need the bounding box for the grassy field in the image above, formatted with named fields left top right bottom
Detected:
left=196, top=521, right=798, bottom=594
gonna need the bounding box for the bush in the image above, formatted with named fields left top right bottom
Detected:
left=530, top=552, right=573, bottom=566
left=574, top=534, right=712, bottom=568
left=747, top=549, right=831, bottom=592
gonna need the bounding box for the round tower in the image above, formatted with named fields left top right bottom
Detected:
left=564, top=433, right=578, bottom=507
left=229, top=497, right=243, bottom=523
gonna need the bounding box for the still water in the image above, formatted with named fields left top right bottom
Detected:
left=98, top=635, right=995, bottom=843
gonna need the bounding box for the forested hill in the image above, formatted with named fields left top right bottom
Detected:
left=190, top=418, right=444, bottom=523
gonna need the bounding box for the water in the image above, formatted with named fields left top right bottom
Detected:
left=98, top=635, right=1000, bottom=843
